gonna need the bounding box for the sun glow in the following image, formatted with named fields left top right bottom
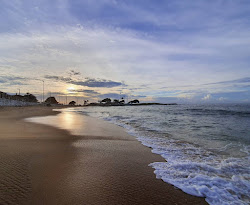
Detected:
left=67, top=86, right=76, bottom=94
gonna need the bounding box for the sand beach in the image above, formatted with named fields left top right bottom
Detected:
left=0, top=106, right=207, bottom=205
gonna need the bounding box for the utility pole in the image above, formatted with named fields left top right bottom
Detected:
left=18, top=89, right=20, bottom=95
left=49, top=92, right=52, bottom=104
left=42, top=80, right=44, bottom=103
left=35, top=79, right=45, bottom=103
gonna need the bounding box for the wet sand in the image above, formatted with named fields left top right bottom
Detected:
left=0, top=106, right=207, bottom=205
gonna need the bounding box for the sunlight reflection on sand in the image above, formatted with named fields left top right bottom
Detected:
left=26, top=109, right=133, bottom=140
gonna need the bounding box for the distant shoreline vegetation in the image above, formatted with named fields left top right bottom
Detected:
left=86, top=102, right=177, bottom=106
left=0, top=91, right=38, bottom=103
left=86, top=98, right=177, bottom=106
left=0, top=91, right=177, bottom=107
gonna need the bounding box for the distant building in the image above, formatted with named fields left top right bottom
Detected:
left=0, top=91, right=39, bottom=106
left=11, top=94, right=23, bottom=101
left=0, top=91, right=9, bottom=99
left=0, top=91, right=38, bottom=102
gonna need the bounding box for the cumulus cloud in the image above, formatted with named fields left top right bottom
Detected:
left=202, top=94, right=212, bottom=101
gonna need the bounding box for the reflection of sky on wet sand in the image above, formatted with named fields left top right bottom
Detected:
left=58, top=111, right=75, bottom=130
left=26, top=109, right=132, bottom=139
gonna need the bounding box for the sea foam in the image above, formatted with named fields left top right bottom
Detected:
left=141, top=137, right=250, bottom=205
left=71, top=104, right=250, bottom=205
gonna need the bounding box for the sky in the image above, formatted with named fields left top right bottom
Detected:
left=0, top=0, right=250, bottom=104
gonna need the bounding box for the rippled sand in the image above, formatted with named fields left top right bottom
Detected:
left=0, top=106, right=207, bottom=205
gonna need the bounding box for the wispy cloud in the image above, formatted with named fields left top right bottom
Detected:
left=70, top=79, right=123, bottom=88
left=71, top=78, right=124, bottom=88
left=74, top=89, right=100, bottom=95
left=68, top=69, right=81, bottom=76
left=0, top=0, right=250, bottom=103
left=97, top=93, right=125, bottom=100
left=44, top=75, right=124, bottom=88
left=44, top=75, right=72, bottom=82
left=0, top=75, right=30, bottom=86
left=204, top=77, right=250, bottom=85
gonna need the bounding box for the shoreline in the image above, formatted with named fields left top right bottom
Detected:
left=0, top=106, right=207, bottom=205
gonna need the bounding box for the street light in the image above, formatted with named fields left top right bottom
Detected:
left=42, top=80, right=44, bottom=103
left=34, top=79, right=45, bottom=104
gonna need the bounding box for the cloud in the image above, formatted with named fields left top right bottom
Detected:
left=152, top=96, right=182, bottom=104
left=72, top=89, right=100, bottom=96
left=98, top=93, right=126, bottom=99
left=44, top=75, right=124, bottom=88
left=218, top=97, right=227, bottom=101
left=209, top=91, right=250, bottom=103
left=0, top=1, right=250, bottom=103
left=205, top=77, right=250, bottom=85
left=75, top=89, right=99, bottom=94
left=44, top=75, right=72, bottom=82
left=71, top=78, right=124, bottom=88
left=49, top=91, right=65, bottom=95
left=68, top=69, right=81, bottom=76
left=0, top=75, right=30, bottom=86
left=157, top=76, right=250, bottom=101
left=160, top=77, right=250, bottom=91
left=130, top=95, right=146, bottom=98
left=202, top=94, right=212, bottom=101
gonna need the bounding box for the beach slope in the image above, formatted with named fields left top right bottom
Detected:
left=0, top=106, right=207, bottom=205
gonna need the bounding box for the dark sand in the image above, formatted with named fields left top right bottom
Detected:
left=0, top=106, right=208, bottom=205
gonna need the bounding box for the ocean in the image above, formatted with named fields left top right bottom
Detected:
left=69, top=103, right=250, bottom=205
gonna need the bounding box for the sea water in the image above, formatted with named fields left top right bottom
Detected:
left=68, top=104, right=250, bottom=205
